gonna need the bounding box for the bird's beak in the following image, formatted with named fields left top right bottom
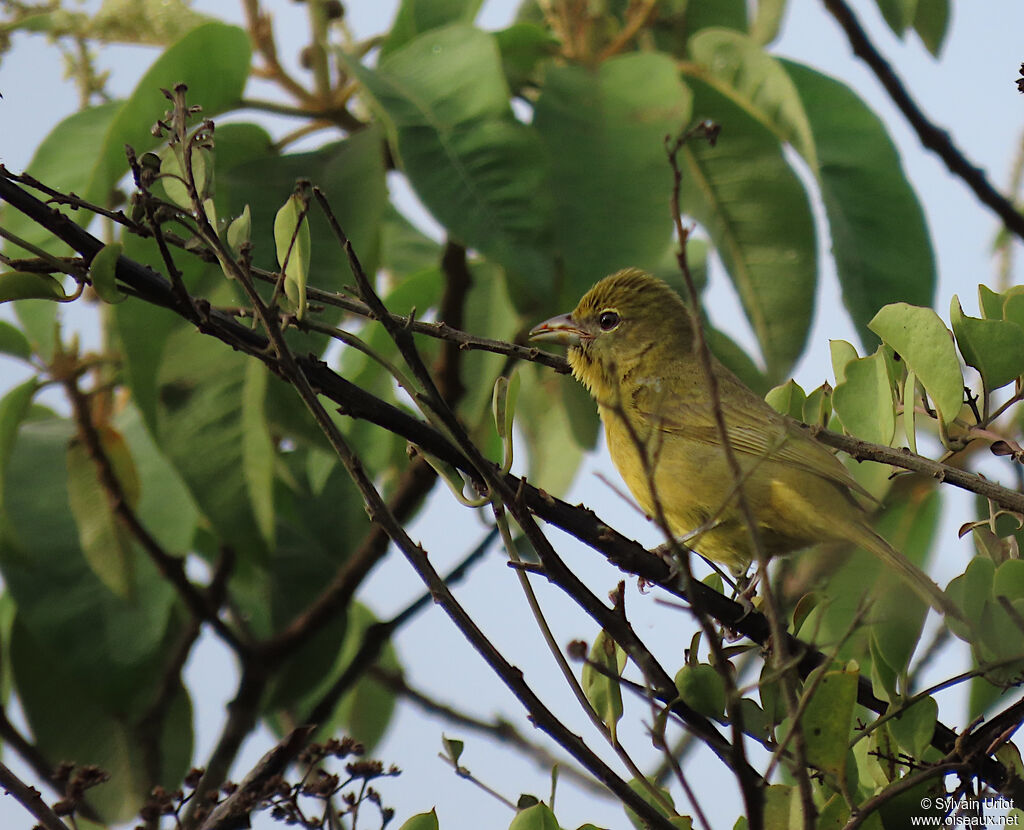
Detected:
left=529, top=313, right=584, bottom=346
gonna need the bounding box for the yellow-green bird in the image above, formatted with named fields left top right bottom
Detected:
left=530, top=268, right=961, bottom=619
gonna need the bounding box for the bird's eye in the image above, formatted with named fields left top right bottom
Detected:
left=598, top=310, right=620, bottom=331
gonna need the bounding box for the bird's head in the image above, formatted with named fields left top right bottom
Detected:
left=529, top=268, right=693, bottom=395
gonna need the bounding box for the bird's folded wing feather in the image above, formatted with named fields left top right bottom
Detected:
left=630, top=380, right=874, bottom=501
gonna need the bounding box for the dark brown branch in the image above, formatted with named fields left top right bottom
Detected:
left=434, top=240, right=473, bottom=404
left=197, top=726, right=316, bottom=830
left=822, top=0, right=1024, bottom=241
left=810, top=426, right=1024, bottom=513
left=0, top=761, right=70, bottom=830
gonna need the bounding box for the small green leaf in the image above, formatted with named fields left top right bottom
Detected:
left=442, top=735, right=464, bottom=766
left=273, top=192, right=311, bottom=319
left=674, top=663, right=726, bottom=720
left=582, top=630, right=627, bottom=735
left=913, top=0, right=949, bottom=56
left=226, top=204, right=251, bottom=256
left=0, top=321, right=32, bottom=361
left=0, top=272, right=69, bottom=303
left=749, top=0, right=787, bottom=44
left=800, top=664, right=858, bottom=778
left=979, top=284, right=1004, bottom=319
left=0, top=380, right=39, bottom=507
left=888, top=696, right=938, bottom=757
left=1004, top=291, right=1024, bottom=330
left=398, top=810, right=439, bottom=830
left=242, top=361, right=275, bottom=548
left=868, top=303, right=963, bottom=426
left=830, top=339, right=859, bottom=384
left=874, top=0, right=914, bottom=36
left=508, top=802, right=560, bottom=830
left=950, top=296, right=1024, bottom=392
left=832, top=349, right=896, bottom=445
left=158, top=144, right=209, bottom=209
left=802, top=383, right=832, bottom=427
left=624, top=778, right=676, bottom=830
left=88, top=242, right=127, bottom=303
left=765, top=379, right=805, bottom=419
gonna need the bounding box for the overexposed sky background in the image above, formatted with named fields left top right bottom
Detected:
left=2, top=1, right=1024, bottom=828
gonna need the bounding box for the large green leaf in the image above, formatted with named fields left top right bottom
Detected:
left=154, top=324, right=269, bottom=562
left=11, top=617, right=192, bottom=822
left=0, top=102, right=121, bottom=257
left=678, top=78, right=817, bottom=379
left=784, top=61, right=935, bottom=348
left=533, top=52, right=692, bottom=308
left=346, top=25, right=553, bottom=301
left=0, top=419, right=178, bottom=712
left=381, top=0, right=484, bottom=58
left=687, top=28, right=815, bottom=168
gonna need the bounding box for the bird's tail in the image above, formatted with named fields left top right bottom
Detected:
left=854, top=525, right=965, bottom=623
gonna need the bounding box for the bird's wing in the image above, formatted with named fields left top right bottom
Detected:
left=629, top=378, right=874, bottom=501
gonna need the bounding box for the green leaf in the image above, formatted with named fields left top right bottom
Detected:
left=749, top=0, right=787, bottom=44
left=765, top=379, right=806, bottom=419
left=154, top=325, right=269, bottom=561
left=0, top=418, right=179, bottom=726
left=379, top=202, right=442, bottom=278
left=888, top=695, right=938, bottom=757
left=0, top=321, right=32, bottom=361
left=624, top=778, right=676, bottom=830
left=0, top=103, right=121, bottom=257
left=582, top=630, right=627, bottom=735
left=494, top=22, right=558, bottom=90
left=913, top=0, right=949, bottom=55
left=869, top=303, right=963, bottom=426
left=830, top=339, right=859, bottom=384
left=509, top=803, right=560, bottom=830
left=274, top=191, right=311, bottom=319
left=803, top=383, right=833, bottom=427
left=688, top=28, right=816, bottom=169
left=381, top=0, right=483, bottom=57
left=674, top=663, right=727, bottom=719
left=66, top=426, right=140, bottom=598
left=10, top=617, right=192, bottom=821
left=115, top=402, right=199, bottom=554
left=226, top=204, right=251, bottom=255
left=89, top=241, right=128, bottom=303
left=517, top=362, right=587, bottom=496
left=679, top=78, right=817, bottom=379
left=346, top=25, right=552, bottom=301
left=903, top=371, right=918, bottom=454
left=0, top=380, right=39, bottom=506
left=979, top=284, right=1006, bottom=320
left=157, top=143, right=209, bottom=209
left=534, top=52, right=692, bottom=308
left=242, top=362, right=275, bottom=548
left=950, top=296, right=1024, bottom=392
left=224, top=127, right=387, bottom=304
left=874, top=0, right=915, bottom=36
left=784, top=62, right=935, bottom=349
left=832, top=349, right=896, bottom=445
left=0, top=271, right=68, bottom=302
left=399, top=810, right=439, bottom=830
left=800, top=664, right=858, bottom=778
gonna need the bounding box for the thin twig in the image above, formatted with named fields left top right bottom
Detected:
left=0, top=761, right=70, bottom=830
left=822, top=0, right=1024, bottom=241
